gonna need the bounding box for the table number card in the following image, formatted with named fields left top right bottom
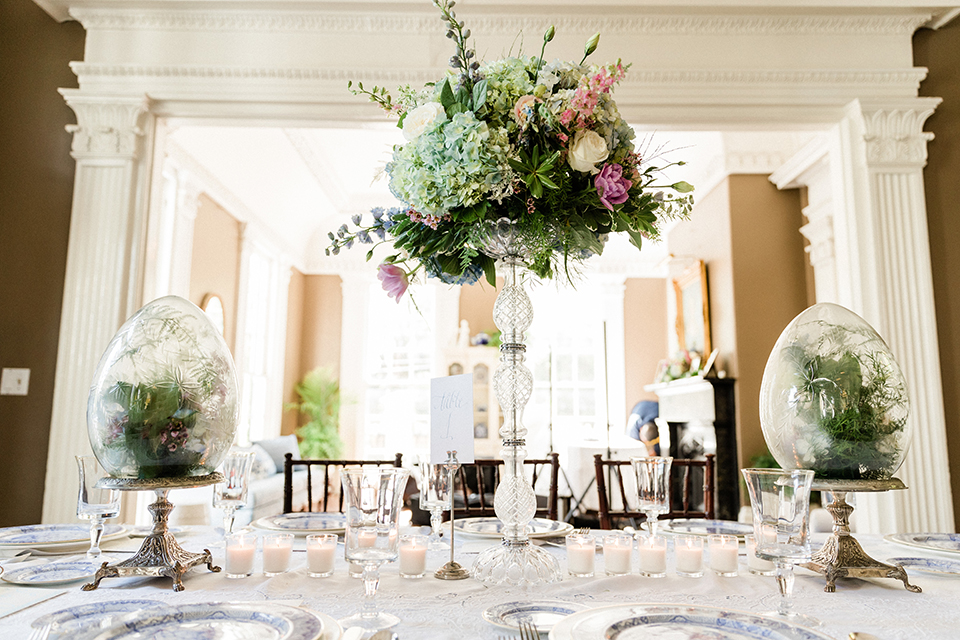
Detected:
left=430, top=374, right=475, bottom=464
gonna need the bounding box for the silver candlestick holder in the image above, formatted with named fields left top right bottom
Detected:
left=435, top=451, right=469, bottom=580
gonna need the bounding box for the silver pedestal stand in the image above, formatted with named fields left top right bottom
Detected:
left=801, top=477, right=921, bottom=593
left=82, top=473, right=223, bottom=592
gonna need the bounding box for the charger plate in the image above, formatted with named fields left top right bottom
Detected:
left=655, top=519, right=755, bottom=538
left=1, top=560, right=102, bottom=585
left=78, top=603, right=324, bottom=640
left=32, top=600, right=162, bottom=639
left=483, top=601, right=587, bottom=632
left=884, top=533, right=960, bottom=556
left=886, top=556, right=960, bottom=576
left=549, top=604, right=832, bottom=640
left=253, top=513, right=346, bottom=535
left=454, top=517, right=574, bottom=539
left=0, top=524, right=126, bottom=549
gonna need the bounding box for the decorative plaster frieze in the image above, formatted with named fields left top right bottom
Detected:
left=59, top=93, right=150, bottom=160
left=860, top=102, right=940, bottom=168
left=70, top=8, right=930, bottom=37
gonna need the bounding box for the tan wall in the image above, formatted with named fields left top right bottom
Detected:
left=459, top=280, right=501, bottom=339
left=282, top=269, right=306, bottom=436
left=623, top=278, right=669, bottom=414
left=0, top=1, right=85, bottom=527
left=915, top=21, right=960, bottom=528
left=189, top=194, right=242, bottom=352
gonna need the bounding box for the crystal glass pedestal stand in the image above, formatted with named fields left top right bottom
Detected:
left=82, top=473, right=224, bottom=592
left=800, top=477, right=921, bottom=593
left=472, top=249, right=562, bottom=586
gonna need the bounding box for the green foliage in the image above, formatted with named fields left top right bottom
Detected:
left=286, top=367, right=345, bottom=460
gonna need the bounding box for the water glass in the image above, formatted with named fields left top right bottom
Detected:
left=75, top=455, right=121, bottom=560
left=602, top=533, right=633, bottom=575
left=224, top=532, right=256, bottom=578
left=566, top=533, right=596, bottom=577
left=213, top=450, right=254, bottom=536
left=638, top=534, right=667, bottom=577
left=745, top=534, right=776, bottom=575
left=398, top=534, right=428, bottom=579
left=631, top=456, right=673, bottom=537
left=307, top=534, right=337, bottom=577
left=262, top=533, right=294, bottom=576
left=708, top=534, right=739, bottom=576
left=675, top=535, right=704, bottom=577
left=418, top=461, right=452, bottom=550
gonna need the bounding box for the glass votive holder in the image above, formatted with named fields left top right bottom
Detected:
left=398, top=534, right=428, bottom=579
left=674, top=534, right=704, bottom=577
left=708, top=534, right=739, bottom=577
left=602, top=533, right=633, bottom=576
left=566, top=533, right=596, bottom=577
left=306, top=533, right=337, bottom=578
left=638, top=534, right=668, bottom=578
left=262, top=532, right=294, bottom=576
left=745, top=534, right=777, bottom=576
left=224, top=532, right=256, bottom=579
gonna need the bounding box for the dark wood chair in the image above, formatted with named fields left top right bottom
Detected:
left=283, top=452, right=403, bottom=513
left=451, top=452, right=560, bottom=520
left=594, top=453, right=715, bottom=530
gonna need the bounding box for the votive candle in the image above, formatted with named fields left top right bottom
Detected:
left=306, top=533, right=337, bottom=578
left=398, top=534, right=428, bottom=579
left=708, top=534, right=739, bottom=576
left=675, top=534, right=704, bottom=577
left=224, top=532, right=256, bottom=579
left=357, top=528, right=378, bottom=548
left=745, top=534, right=776, bottom=575
left=603, top=533, right=633, bottom=575
left=566, top=533, right=596, bottom=577
left=262, top=533, right=294, bottom=576
left=638, top=534, right=667, bottom=577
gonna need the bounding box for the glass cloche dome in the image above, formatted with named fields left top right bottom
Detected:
left=759, top=303, right=911, bottom=480
left=87, top=295, right=240, bottom=480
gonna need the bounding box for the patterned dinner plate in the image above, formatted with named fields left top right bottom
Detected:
left=455, top=517, right=574, bottom=539
left=656, top=519, right=755, bottom=538
left=887, top=556, right=960, bottom=576
left=82, top=603, right=324, bottom=640
left=884, top=533, right=960, bottom=555
left=253, top=512, right=346, bottom=535
left=483, top=600, right=587, bottom=632
left=0, top=524, right=126, bottom=548
left=32, top=600, right=163, bottom=638
left=1, top=560, right=101, bottom=585
left=549, top=604, right=833, bottom=640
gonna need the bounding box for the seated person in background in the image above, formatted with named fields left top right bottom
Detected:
left=627, top=400, right=661, bottom=456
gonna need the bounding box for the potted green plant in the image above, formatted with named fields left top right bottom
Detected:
left=287, top=367, right=345, bottom=459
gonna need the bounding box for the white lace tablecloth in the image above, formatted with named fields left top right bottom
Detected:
left=2, top=526, right=959, bottom=639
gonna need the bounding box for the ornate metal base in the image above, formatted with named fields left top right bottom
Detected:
left=800, top=478, right=921, bottom=593
left=435, top=560, right=470, bottom=580
left=472, top=539, right=562, bottom=586
left=83, top=474, right=224, bottom=592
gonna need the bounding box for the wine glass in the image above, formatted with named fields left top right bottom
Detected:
left=213, top=450, right=254, bottom=537
left=418, top=460, right=452, bottom=550
left=340, top=466, right=410, bottom=632
left=741, top=468, right=818, bottom=626
left=75, top=455, right=121, bottom=560
left=630, top=456, right=673, bottom=537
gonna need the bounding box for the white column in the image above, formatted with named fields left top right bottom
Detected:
left=43, top=93, right=153, bottom=524
left=599, top=277, right=628, bottom=437
left=339, top=272, right=372, bottom=458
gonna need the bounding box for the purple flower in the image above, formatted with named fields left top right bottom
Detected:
left=594, top=163, right=633, bottom=211
left=377, top=263, right=409, bottom=302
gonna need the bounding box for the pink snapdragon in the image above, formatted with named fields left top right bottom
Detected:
left=594, top=163, right=632, bottom=211
left=562, top=62, right=628, bottom=128
left=377, top=263, right=409, bottom=302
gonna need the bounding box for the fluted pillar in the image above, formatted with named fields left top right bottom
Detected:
left=42, top=93, right=153, bottom=524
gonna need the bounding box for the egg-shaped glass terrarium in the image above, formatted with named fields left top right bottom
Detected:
left=759, top=302, right=910, bottom=480
left=87, top=295, right=240, bottom=480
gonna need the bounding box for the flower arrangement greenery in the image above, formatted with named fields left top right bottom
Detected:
left=285, top=367, right=345, bottom=460
left=328, top=0, right=693, bottom=299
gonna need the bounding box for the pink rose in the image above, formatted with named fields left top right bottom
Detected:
left=513, top=95, right=540, bottom=127
left=377, top=263, right=409, bottom=302
left=594, top=163, right=633, bottom=211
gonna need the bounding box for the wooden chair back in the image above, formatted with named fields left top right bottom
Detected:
left=594, top=453, right=715, bottom=530
left=451, top=452, right=559, bottom=521
left=283, top=452, right=404, bottom=513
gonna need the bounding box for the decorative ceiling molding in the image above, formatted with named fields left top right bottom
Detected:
left=284, top=129, right=350, bottom=210
left=69, top=8, right=931, bottom=36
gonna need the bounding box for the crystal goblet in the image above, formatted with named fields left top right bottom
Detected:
left=339, top=466, right=409, bottom=632
left=75, top=455, right=121, bottom=560
left=631, top=456, right=673, bottom=537
left=742, top=468, right=818, bottom=626
left=418, top=461, right=452, bottom=550
left=213, top=450, right=254, bottom=537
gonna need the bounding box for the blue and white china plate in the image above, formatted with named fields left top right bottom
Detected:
left=32, top=600, right=162, bottom=638
left=83, top=603, right=324, bottom=640
left=885, top=533, right=960, bottom=556
left=549, top=604, right=833, bottom=640
left=656, top=519, right=755, bottom=538
left=455, top=517, right=574, bottom=539
left=1, top=560, right=101, bottom=585
left=253, top=512, right=347, bottom=535
left=128, top=525, right=187, bottom=538
left=887, top=556, right=960, bottom=576
left=0, top=524, right=126, bottom=548
left=483, top=601, right=587, bottom=632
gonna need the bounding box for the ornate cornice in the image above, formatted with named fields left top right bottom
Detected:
left=59, top=92, right=150, bottom=160
left=70, top=9, right=930, bottom=36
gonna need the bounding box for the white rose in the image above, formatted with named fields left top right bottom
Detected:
left=402, top=102, right=447, bottom=141
left=567, top=129, right=609, bottom=174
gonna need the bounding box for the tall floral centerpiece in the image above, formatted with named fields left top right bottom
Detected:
left=333, top=0, right=693, bottom=586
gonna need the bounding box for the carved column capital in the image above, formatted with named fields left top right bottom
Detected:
left=858, top=99, right=941, bottom=169
left=60, top=91, right=151, bottom=160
